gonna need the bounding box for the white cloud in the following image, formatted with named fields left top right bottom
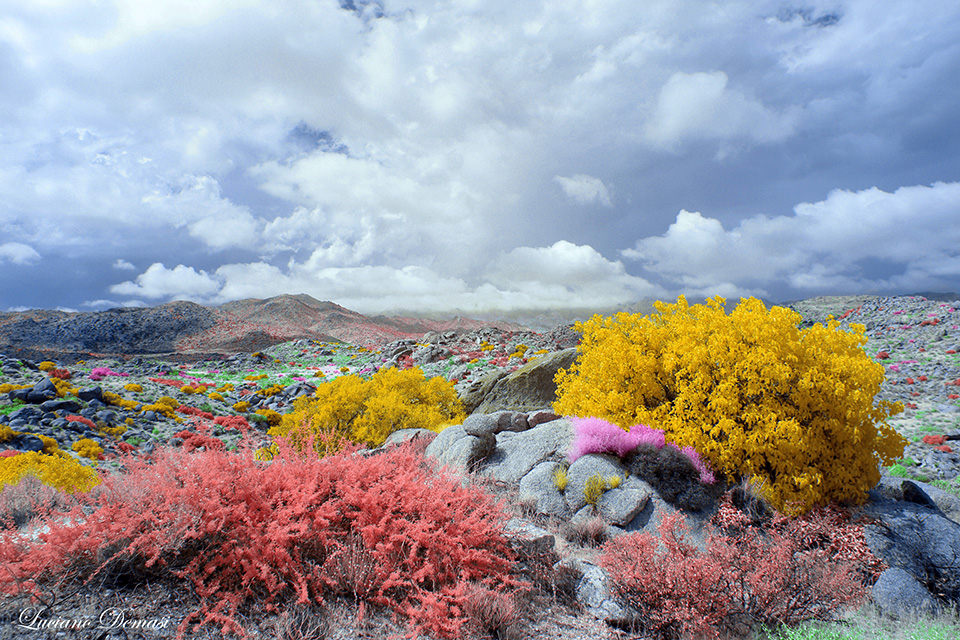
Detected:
left=554, top=174, right=612, bottom=206
left=109, top=241, right=666, bottom=315
left=623, top=181, right=960, bottom=296
left=0, top=242, right=40, bottom=265
left=112, top=259, right=136, bottom=270
left=109, top=263, right=222, bottom=300
left=643, top=71, right=800, bottom=154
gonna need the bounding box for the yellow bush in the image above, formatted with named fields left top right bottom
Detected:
left=71, top=438, right=104, bottom=460
left=0, top=451, right=100, bottom=493
left=233, top=401, right=250, bottom=413
left=0, top=425, right=17, bottom=443
left=180, top=385, right=196, bottom=394
left=102, top=391, right=140, bottom=411
left=38, top=434, right=59, bottom=454
left=124, top=383, right=143, bottom=393
left=37, top=361, right=56, bottom=372
left=554, top=295, right=907, bottom=518
left=553, top=464, right=569, bottom=492
left=607, top=474, right=623, bottom=489
left=258, top=384, right=285, bottom=398
left=51, top=378, right=79, bottom=398
left=244, top=374, right=267, bottom=382
left=584, top=473, right=608, bottom=510
left=269, top=367, right=465, bottom=454
left=209, top=392, right=224, bottom=402
left=254, top=409, right=282, bottom=427
left=0, top=383, right=31, bottom=395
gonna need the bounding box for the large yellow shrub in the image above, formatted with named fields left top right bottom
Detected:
left=1, top=451, right=100, bottom=494
left=269, top=366, right=465, bottom=454
left=554, top=295, right=906, bottom=517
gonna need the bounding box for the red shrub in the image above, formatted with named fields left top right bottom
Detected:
left=65, top=414, right=97, bottom=430
left=177, top=406, right=215, bottom=420
left=213, top=415, right=250, bottom=433
left=599, top=497, right=872, bottom=640
left=47, top=369, right=72, bottom=380
left=0, top=435, right=524, bottom=640
left=172, top=430, right=225, bottom=452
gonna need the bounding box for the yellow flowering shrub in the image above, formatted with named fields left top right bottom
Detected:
left=0, top=425, right=17, bottom=443
left=138, top=395, right=179, bottom=420
left=180, top=385, right=196, bottom=394
left=0, top=451, right=100, bottom=493
left=0, top=383, right=31, bottom=395
left=72, top=438, right=104, bottom=460
left=244, top=374, right=268, bottom=382
left=258, top=384, right=285, bottom=398
left=269, top=367, right=465, bottom=454
left=37, top=361, right=56, bottom=372
left=124, top=383, right=143, bottom=393
left=51, top=378, right=79, bottom=398
left=233, top=401, right=250, bottom=413
left=102, top=391, right=139, bottom=411
left=209, top=392, right=224, bottom=402
left=38, top=434, right=59, bottom=454
left=253, top=408, right=282, bottom=427
left=554, top=295, right=907, bottom=518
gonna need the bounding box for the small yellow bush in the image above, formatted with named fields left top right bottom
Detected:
left=584, top=473, right=608, bottom=510
left=38, top=434, right=59, bottom=454
left=258, top=384, right=285, bottom=398
left=209, top=392, right=224, bottom=402
left=102, top=391, right=140, bottom=411
left=0, top=451, right=100, bottom=493
left=270, top=367, right=465, bottom=454
left=51, top=378, right=79, bottom=398
left=72, top=438, right=104, bottom=460
left=37, top=361, right=56, bottom=372
left=180, top=385, right=196, bottom=394
left=553, top=464, right=569, bottom=492
left=554, top=295, right=907, bottom=517
left=0, top=383, right=31, bottom=395
left=233, top=401, right=250, bottom=413
left=254, top=409, right=282, bottom=427
left=0, top=425, right=17, bottom=443
left=607, top=474, right=623, bottom=489
left=124, top=383, right=143, bottom=393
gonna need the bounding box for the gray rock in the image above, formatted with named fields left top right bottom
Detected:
left=462, top=411, right=529, bottom=437
left=457, top=369, right=509, bottom=414
left=870, top=568, right=944, bottom=620
left=518, top=461, right=572, bottom=519
left=557, top=558, right=634, bottom=623
left=849, top=487, right=960, bottom=617
left=472, top=348, right=579, bottom=414
left=423, top=424, right=496, bottom=473
left=479, top=418, right=576, bottom=484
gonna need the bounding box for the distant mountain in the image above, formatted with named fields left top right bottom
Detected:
left=0, top=294, right=524, bottom=362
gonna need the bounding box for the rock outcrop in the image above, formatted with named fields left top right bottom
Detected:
left=459, top=348, right=578, bottom=414
left=363, top=417, right=960, bottom=629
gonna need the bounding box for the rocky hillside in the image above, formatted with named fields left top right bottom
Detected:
left=0, top=294, right=525, bottom=363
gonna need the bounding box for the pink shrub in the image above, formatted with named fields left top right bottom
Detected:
left=0, top=434, right=525, bottom=640
left=568, top=417, right=664, bottom=463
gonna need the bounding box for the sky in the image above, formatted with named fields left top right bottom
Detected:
left=1, top=0, right=959, bottom=318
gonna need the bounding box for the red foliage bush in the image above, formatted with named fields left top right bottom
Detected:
left=599, top=496, right=873, bottom=640
left=213, top=415, right=250, bottom=433
left=47, top=368, right=72, bottom=380
left=172, top=430, right=225, bottom=452
left=177, top=406, right=215, bottom=420
left=65, top=414, right=97, bottom=430
left=0, top=435, right=524, bottom=639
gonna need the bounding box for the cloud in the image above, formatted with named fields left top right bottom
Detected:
left=109, top=263, right=222, bottom=300
left=554, top=174, right=612, bottom=206
left=0, top=242, right=40, bottom=265
left=109, top=241, right=665, bottom=315
left=623, top=181, right=960, bottom=297
left=643, top=71, right=800, bottom=154
left=112, top=259, right=136, bottom=270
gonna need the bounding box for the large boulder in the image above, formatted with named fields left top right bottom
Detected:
left=848, top=479, right=960, bottom=619
left=468, top=348, right=579, bottom=414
